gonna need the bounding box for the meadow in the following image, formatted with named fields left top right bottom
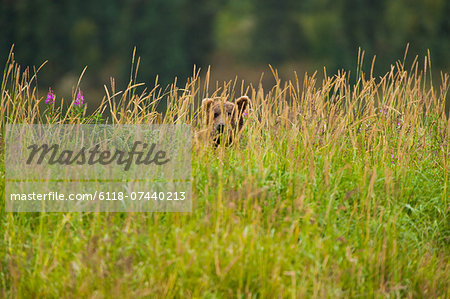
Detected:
left=1, top=48, right=449, bottom=298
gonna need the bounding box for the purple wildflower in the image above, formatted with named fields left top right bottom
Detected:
left=46, top=88, right=55, bottom=104
left=74, top=90, right=84, bottom=105
left=378, top=106, right=389, bottom=116
left=391, top=154, right=398, bottom=165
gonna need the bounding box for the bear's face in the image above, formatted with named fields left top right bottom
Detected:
left=202, top=96, right=250, bottom=145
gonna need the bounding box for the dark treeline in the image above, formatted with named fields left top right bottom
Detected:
left=1, top=0, right=449, bottom=90
left=0, top=0, right=219, bottom=88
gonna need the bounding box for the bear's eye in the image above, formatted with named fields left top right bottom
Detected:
left=213, top=112, right=219, bottom=118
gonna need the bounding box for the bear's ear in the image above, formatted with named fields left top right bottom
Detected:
left=235, top=96, right=250, bottom=114
left=202, top=98, right=214, bottom=113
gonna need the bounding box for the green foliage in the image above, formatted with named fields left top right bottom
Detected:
left=218, top=0, right=449, bottom=73
left=2, top=0, right=448, bottom=92
left=0, top=48, right=448, bottom=297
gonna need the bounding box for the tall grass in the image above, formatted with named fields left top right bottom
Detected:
left=1, top=47, right=449, bottom=298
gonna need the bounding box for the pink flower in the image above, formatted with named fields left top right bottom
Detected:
left=46, top=88, right=55, bottom=104
left=74, top=90, right=84, bottom=105
left=391, top=154, right=398, bottom=165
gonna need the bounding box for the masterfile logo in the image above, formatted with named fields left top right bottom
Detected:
left=5, top=124, right=192, bottom=212
left=26, top=141, right=170, bottom=170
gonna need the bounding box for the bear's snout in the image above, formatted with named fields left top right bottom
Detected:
left=216, top=123, right=225, bottom=134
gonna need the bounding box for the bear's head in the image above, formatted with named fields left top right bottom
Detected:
left=201, top=96, right=250, bottom=145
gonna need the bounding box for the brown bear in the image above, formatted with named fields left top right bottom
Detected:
left=201, top=95, right=250, bottom=145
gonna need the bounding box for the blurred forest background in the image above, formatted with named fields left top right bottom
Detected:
left=1, top=0, right=449, bottom=106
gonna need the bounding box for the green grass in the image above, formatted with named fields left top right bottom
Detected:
left=0, top=48, right=449, bottom=298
